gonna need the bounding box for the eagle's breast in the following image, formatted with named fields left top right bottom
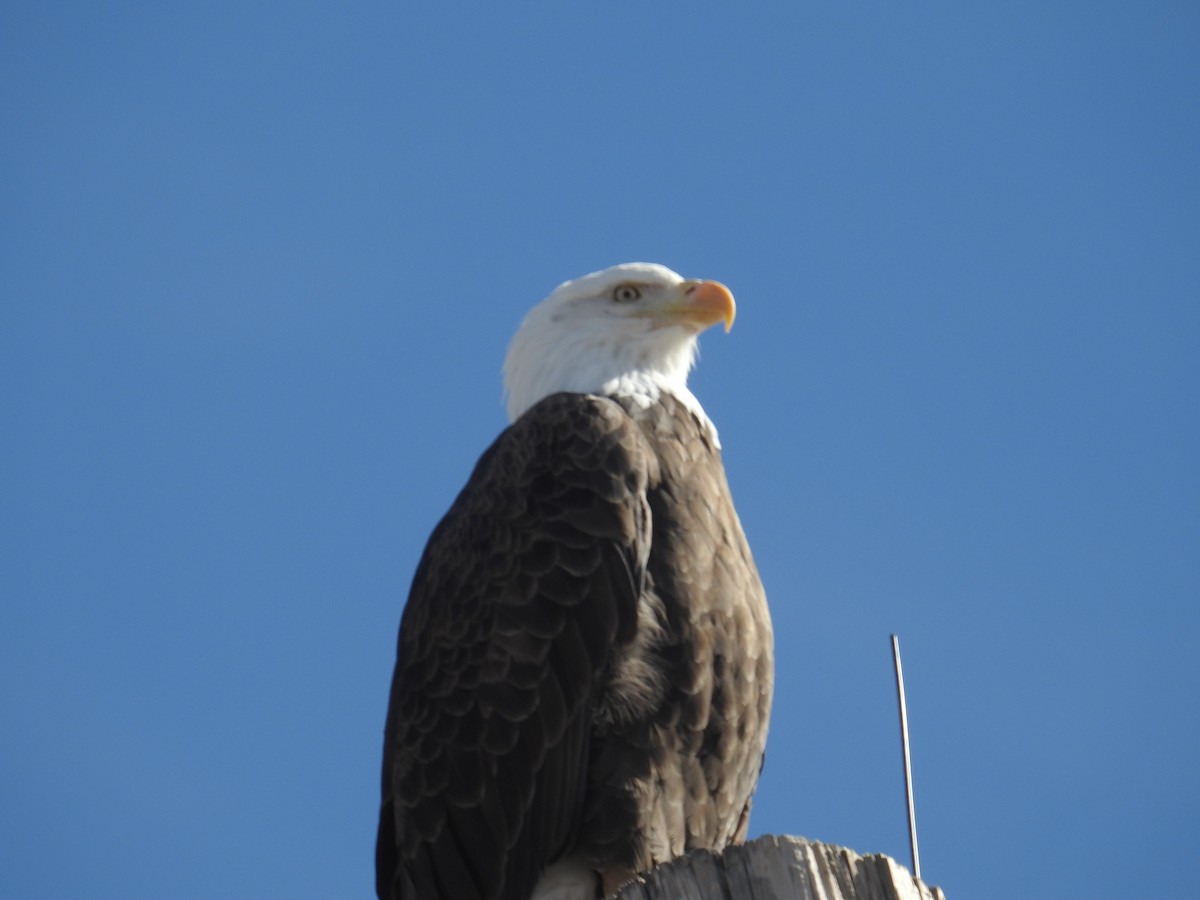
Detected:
left=573, top=391, right=774, bottom=876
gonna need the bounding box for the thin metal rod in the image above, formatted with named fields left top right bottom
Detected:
left=891, top=634, right=921, bottom=880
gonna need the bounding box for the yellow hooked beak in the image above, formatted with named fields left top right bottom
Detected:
left=660, top=280, right=737, bottom=333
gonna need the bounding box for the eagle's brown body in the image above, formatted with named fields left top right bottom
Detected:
left=376, top=390, right=772, bottom=900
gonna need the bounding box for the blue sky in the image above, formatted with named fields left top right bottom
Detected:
left=2, top=3, right=1197, bottom=898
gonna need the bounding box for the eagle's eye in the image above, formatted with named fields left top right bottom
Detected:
left=612, top=284, right=641, bottom=303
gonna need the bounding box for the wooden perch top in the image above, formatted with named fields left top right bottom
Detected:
left=614, top=835, right=946, bottom=900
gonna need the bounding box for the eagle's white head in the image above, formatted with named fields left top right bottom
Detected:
left=503, top=262, right=736, bottom=440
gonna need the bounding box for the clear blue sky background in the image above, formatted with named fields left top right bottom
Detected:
left=3, top=3, right=1197, bottom=898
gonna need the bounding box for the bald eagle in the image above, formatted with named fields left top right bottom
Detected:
left=376, top=263, right=773, bottom=900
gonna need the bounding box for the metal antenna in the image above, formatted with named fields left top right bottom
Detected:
left=890, top=634, right=921, bottom=880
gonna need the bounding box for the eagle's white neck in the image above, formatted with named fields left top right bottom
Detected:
left=598, top=371, right=717, bottom=447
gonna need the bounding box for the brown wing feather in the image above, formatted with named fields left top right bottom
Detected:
left=377, top=393, right=652, bottom=900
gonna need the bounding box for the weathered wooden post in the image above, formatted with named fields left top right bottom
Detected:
left=615, top=835, right=946, bottom=900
